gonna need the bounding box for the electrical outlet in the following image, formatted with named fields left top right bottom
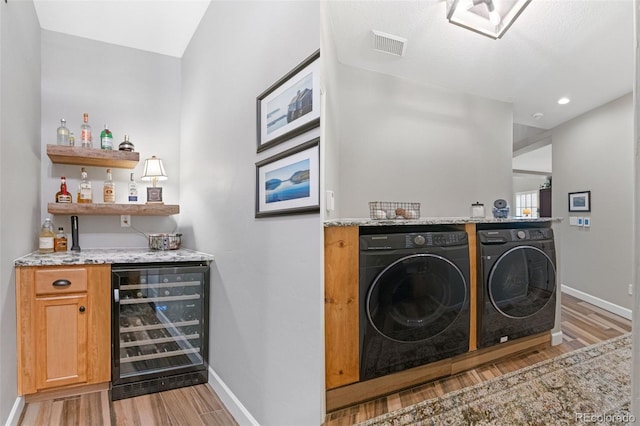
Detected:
left=629, top=284, right=633, bottom=296
left=120, top=215, right=131, bottom=227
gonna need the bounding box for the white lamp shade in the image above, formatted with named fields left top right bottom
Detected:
left=141, top=156, right=168, bottom=182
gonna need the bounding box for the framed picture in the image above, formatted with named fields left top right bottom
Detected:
left=255, top=137, right=320, bottom=217
left=256, top=49, right=320, bottom=152
left=568, top=191, right=591, bottom=212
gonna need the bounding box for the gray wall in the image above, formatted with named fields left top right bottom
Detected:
left=0, top=1, right=41, bottom=423
left=40, top=31, right=181, bottom=247
left=180, top=2, right=323, bottom=425
left=327, top=63, right=513, bottom=218
left=552, top=93, right=633, bottom=309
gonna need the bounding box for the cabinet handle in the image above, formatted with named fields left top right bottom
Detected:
left=52, top=279, right=71, bottom=287
left=79, top=306, right=86, bottom=313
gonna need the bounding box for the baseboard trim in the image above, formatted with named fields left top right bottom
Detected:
left=561, top=284, right=632, bottom=320
left=208, top=366, right=259, bottom=426
left=5, top=396, right=24, bottom=426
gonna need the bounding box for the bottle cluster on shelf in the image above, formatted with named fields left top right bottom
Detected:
left=55, top=168, right=138, bottom=204
left=57, top=113, right=134, bottom=152
left=38, top=217, right=67, bottom=253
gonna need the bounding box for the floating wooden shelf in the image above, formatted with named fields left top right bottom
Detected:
left=47, top=145, right=139, bottom=169
left=47, top=203, right=179, bottom=216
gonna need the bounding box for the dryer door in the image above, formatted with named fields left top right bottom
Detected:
left=488, top=246, right=556, bottom=318
left=366, top=254, right=467, bottom=343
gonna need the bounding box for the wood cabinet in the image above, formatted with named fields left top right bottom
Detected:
left=539, top=188, right=552, bottom=217
left=16, top=264, right=111, bottom=396
left=46, top=144, right=179, bottom=216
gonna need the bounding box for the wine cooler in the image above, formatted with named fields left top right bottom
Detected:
left=111, top=262, right=210, bottom=400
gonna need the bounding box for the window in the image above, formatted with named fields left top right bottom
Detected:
left=515, top=191, right=539, bottom=218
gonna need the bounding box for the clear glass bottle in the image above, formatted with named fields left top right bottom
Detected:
left=103, top=168, right=115, bottom=203
left=55, top=176, right=72, bottom=203
left=56, top=119, right=69, bottom=146
left=80, top=113, right=92, bottom=148
left=54, top=227, right=67, bottom=252
left=69, top=131, right=75, bottom=147
left=128, top=173, right=138, bottom=202
left=38, top=218, right=55, bottom=253
left=100, top=124, right=113, bottom=150
left=77, top=167, right=93, bottom=203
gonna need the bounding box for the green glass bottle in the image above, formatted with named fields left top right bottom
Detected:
left=100, top=124, right=113, bottom=150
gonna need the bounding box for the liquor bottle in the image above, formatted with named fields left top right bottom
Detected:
left=55, top=176, right=72, bottom=203
left=128, top=173, right=138, bottom=202
left=54, top=227, right=67, bottom=252
left=103, top=168, right=115, bottom=203
left=80, top=113, right=92, bottom=148
left=56, top=119, right=69, bottom=146
left=100, top=124, right=113, bottom=150
left=38, top=218, right=55, bottom=253
left=69, top=131, right=75, bottom=147
left=77, top=167, right=93, bottom=203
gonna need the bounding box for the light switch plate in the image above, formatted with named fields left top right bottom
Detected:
left=569, top=217, right=578, bottom=226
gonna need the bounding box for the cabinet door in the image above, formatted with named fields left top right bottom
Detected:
left=35, top=294, right=88, bottom=390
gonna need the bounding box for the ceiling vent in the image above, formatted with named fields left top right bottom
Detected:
left=371, top=30, right=407, bottom=57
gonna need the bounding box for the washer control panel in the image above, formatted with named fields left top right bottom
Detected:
left=477, top=228, right=553, bottom=244
left=360, top=231, right=468, bottom=250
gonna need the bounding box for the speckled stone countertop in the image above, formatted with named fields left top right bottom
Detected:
left=324, top=217, right=562, bottom=227
left=14, top=248, right=215, bottom=267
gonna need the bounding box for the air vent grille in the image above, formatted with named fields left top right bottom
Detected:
left=371, top=30, right=407, bottom=57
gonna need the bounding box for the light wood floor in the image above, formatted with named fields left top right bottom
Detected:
left=18, top=293, right=631, bottom=426
left=323, top=292, right=633, bottom=426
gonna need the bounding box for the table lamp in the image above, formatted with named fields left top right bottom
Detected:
left=141, top=155, right=168, bottom=204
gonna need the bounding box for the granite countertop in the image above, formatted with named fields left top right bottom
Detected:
left=14, top=248, right=215, bottom=267
left=324, top=217, right=563, bottom=227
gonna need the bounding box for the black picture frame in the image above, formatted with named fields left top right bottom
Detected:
left=256, top=49, right=320, bottom=152
left=568, top=190, right=591, bottom=212
left=255, top=137, right=320, bottom=218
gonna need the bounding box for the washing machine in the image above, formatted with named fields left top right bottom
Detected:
left=477, top=227, right=556, bottom=349
left=359, top=227, right=470, bottom=381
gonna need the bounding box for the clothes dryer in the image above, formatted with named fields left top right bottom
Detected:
left=477, top=227, right=556, bottom=348
left=359, top=228, right=470, bottom=381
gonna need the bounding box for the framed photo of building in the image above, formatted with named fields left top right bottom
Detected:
left=256, top=49, right=320, bottom=152
left=568, top=190, right=591, bottom=212
left=255, top=137, right=320, bottom=217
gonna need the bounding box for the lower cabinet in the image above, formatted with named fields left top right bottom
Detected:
left=16, top=264, right=111, bottom=396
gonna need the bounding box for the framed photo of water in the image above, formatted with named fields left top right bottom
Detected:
left=256, top=49, right=320, bottom=152
left=255, top=138, right=320, bottom=217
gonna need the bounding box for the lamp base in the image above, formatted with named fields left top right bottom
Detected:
left=146, top=187, right=164, bottom=204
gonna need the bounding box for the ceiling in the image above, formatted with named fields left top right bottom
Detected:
left=33, top=1, right=634, bottom=174
left=33, top=0, right=211, bottom=58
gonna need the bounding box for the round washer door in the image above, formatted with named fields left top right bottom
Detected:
left=366, top=254, right=467, bottom=343
left=488, top=246, right=556, bottom=318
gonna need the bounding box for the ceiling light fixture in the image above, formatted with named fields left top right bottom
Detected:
left=557, top=97, right=571, bottom=105
left=446, top=0, right=532, bottom=40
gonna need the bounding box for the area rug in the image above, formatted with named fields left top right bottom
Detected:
left=358, top=334, right=633, bottom=426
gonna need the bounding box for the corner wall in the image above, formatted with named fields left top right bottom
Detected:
left=0, top=1, right=41, bottom=423
left=180, top=2, right=323, bottom=425
left=552, top=93, right=634, bottom=309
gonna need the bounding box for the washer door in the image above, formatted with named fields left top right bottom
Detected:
left=488, top=246, right=556, bottom=318
left=366, top=254, right=467, bottom=343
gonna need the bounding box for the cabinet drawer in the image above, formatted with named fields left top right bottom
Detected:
left=35, top=268, right=88, bottom=295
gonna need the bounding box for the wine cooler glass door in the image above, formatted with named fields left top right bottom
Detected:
left=112, top=264, right=209, bottom=382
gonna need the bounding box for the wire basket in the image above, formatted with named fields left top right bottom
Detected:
left=369, top=201, right=421, bottom=220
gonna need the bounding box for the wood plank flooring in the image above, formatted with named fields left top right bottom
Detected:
left=18, top=293, right=631, bottom=426
left=323, top=292, right=633, bottom=426
left=18, top=384, right=237, bottom=426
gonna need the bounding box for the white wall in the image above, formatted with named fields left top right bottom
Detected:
left=40, top=31, right=181, bottom=248
left=553, top=93, right=633, bottom=309
left=0, top=1, right=41, bottom=423
left=329, top=63, right=513, bottom=218
left=180, top=2, right=323, bottom=425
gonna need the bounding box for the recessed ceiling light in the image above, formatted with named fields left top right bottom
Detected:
left=558, top=97, right=571, bottom=105
left=532, top=112, right=544, bottom=120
